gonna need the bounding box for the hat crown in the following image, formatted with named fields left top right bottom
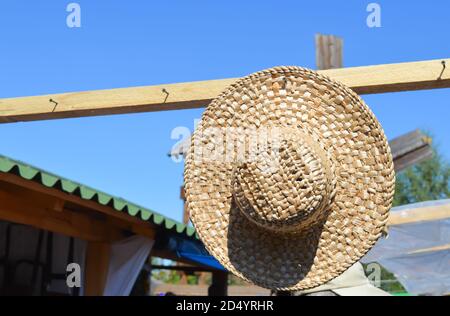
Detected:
left=233, top=131, right=336, bottom=232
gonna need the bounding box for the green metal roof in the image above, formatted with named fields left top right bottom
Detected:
left=0, top=154, right=197, bottom=239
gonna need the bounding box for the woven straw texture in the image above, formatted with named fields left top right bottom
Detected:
left=184, top=66, right=395, bottom=291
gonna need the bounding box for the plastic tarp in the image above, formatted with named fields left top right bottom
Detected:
left=159, top=234, right=226, bottom=271
left=362, top=199, right=450, bottom=296
left=177, top=252, right=225, bottom=271
left=162, top=200, right=450, bottom=295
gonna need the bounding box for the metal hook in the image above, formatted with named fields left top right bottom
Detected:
left=438, top=60, right=446, bottom=80
left=49, top=99, right=58, bottom=112
left=162, top=88, right=169, bottom=103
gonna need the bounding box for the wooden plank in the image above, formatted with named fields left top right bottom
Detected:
left=0, top=172, right=158, bottom=239
left=393, top=145, right=434, bottom=172
left=390, top=129, right=434, bottom=172
left=130, top=224, right=156, bottom=240
left=0, top=78, right=235, bottom=123
left=0, top=59, right=449, bottom=123
left=408, top=243, right=450, bottom=255
left=390, top=129, right=432, bottom=160
left=315, top=34, right=343, bottom=70
left=209, top=270, right=228, bottom=296
left=388, top=202, right=450, bottom=226
left=85, top=242, right=111, bottom=296
left=324, top=58, right=450, bottom=94
left=0, top=187, right=120, bottom=242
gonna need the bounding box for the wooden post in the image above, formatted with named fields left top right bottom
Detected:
left=315, top=34, right=343, bottom=70
left=84, top=242, right=111, bottom=296
left=147, top=257, right=152, bottom=296
left=181, top=185, right=190, bottom=225
left=208, top=271, right=228, bottom=296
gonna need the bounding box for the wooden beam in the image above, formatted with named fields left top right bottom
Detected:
left=390, top=129, right=434, bottom=172
left=408, top=243, right=450, bottom=255
left=0, top=172, right=158, bottom=239
left=1, top=59, right=449, bottom=123
left=129, top=223, right=156, bottom=240
left=324, top=58, right=449, bottom=94
left=0, top=188, right=121, bottom=242
left=393, top=145, right=434, bottom=172
left=208, top=270, right=228, bottom=296
left=388, top=202, right=450, bottom=226
left=85, top=241, right=111, bottom=296
left=390, top=130, right=432, bottom=159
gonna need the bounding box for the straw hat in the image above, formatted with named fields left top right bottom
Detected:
left=184, top=66, right=395, bottom=290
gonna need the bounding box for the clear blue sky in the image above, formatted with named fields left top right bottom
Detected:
left=0, top=1, right=449, bottom=222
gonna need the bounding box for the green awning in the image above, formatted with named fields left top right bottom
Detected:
left=0, top=155, right=198, bottom=240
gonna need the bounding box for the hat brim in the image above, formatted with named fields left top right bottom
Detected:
left=185, top=66, right=395, bottom=291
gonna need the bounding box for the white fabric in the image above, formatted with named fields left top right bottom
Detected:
left=48, top=235, right=86, bottom=295
left=296, top=262, right=391, bottom=296
left=103, top=235, right=154, bottom=296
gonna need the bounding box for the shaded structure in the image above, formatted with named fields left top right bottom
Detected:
left=0, top=155, right=225, bottom=296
